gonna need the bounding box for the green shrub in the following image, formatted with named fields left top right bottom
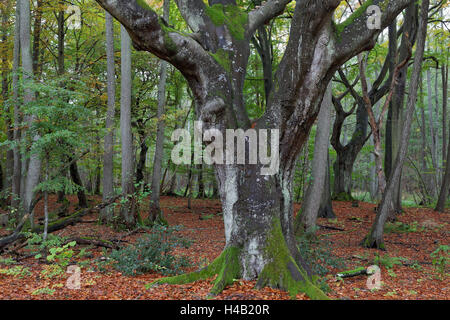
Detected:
left=31, top=287, right=55, bottom=296
left=430, top=245, right=449, bottom=276
left=0, top=265, right=31, bottom=278
left=384, top=221, right=423, bottom=234
left=373, top=253, right=407, bottom=269
left=109, top=224, right=192, bottom=276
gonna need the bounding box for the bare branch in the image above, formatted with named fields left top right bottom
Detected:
left=94, top=0, right=210, bottom=76
left=248, top=0, right=292, bottom=34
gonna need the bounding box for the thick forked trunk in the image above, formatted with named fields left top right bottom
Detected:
left=94, top=0, right=413, bottom=299
left=217, top=165, right=323, bottom=295
left=153, top=163, right=327, bottom=299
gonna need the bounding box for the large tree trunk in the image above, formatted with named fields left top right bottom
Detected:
left=363, top=0, right=429, bottom=249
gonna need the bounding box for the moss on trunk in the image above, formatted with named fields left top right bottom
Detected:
left=147, top=218, right=329, bottom=300
left=256, top=218, right=329, bottom=300
left=361, top=233, right=386, bottom=250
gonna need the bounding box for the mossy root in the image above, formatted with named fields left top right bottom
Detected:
left=146, top=246, right=241, bottom=296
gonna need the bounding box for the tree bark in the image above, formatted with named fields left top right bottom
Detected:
left=21, top=0, right=41, bottom=226
left=101, top=11, right=116, bottom=222
left=295, top=82, right=333, bottom=233
left=1, top=6, right=13, bottom=196
left=442, top=65, right=448, bottom=167
left=119, top=25, right=136, bottom=226
left=11, top=1, right=21, bottom=213
left=435, top=118, right=450, bottom=212
left=319, top=153, right=336, bottom=219
left=426, top=68, right=439, bottom=196
left=149, top=0, right=170, bottom=223
left=69, top=160, right=88, bottom=208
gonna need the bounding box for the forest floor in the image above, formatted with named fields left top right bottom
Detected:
left=0, top=195, right=448, bottom=300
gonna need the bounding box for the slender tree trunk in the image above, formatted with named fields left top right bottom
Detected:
left=369, top=135, right=378, bottom=201
left=119, top=25, right=135, bottom=226
left=69, top=160, right=88, bottom=208
left=363, top=0, right=429, bottom=248
left=32, top=0, right=42, bottom=75
left=384, top=4, right=417, bottom=214
left=135, top=138, right=148, bottom=188
left=11, top=1, right=21, bottom=213
left=21, top=0, right=41, bottom=227
left=43, top=158, right=49, bottom=241
left=1, top=7, right=13, bottom=196
left=197, top=163, right=205, bottom=198
left=318, top=153, right=335, bottom=219
left=427, top=68, right=439, bottom=196
left=442, top=64, right=448, bottom=166
left=101, top=11, right=116, bottom=223
left=435, top=118, right=450, bottom=212
left=295, top=82, right=332, bottom=233
left=149, top=0, right=170, bottom=223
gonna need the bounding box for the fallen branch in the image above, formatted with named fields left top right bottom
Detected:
left=336, top=267, right=369, bottom=278
left=0, top=194, right=122, bottom=252
left=66, top=237, right=120, bottom=250
left=318, top=224, right=345, bottom=231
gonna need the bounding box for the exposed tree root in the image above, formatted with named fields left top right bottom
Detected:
left=361, top=234, right=386, bottom=250
left=257, top=219, right=329, bottom=300
left=148, top=246, right=241, bottom=296
left=149, top=219, right=330, bottom=300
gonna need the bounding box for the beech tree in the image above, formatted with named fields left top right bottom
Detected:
left=93, top=0, right=413, bottom=299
